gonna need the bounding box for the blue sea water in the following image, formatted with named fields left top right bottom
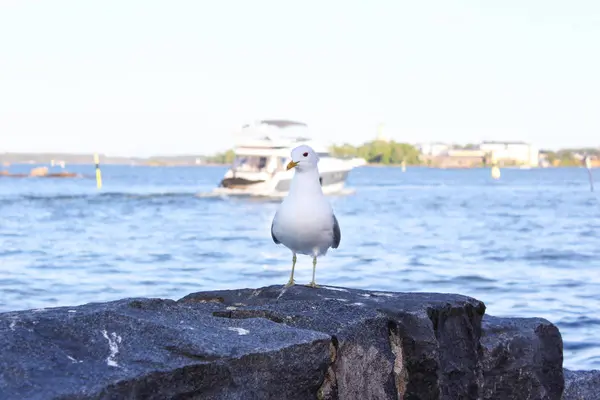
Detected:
left=1, top=163, right=599, bottom=370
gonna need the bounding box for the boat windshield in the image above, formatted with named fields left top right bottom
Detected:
left=232, top=155, right=286, bottom=172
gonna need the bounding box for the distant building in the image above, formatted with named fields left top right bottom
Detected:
left=446, top=149, right=487, bottom=158
left=425, top=149, right=485, bottom=168
left=417, top=140, right=541, bottom=168
left=478, top=141, right=539, bottom=166
left=418, top=142, right=450, bottom=157
left=416, top=143, right=485, bottom=168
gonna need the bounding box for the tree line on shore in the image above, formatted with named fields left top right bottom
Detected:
left=206, top=140, right=599, bottom=167
left=206, top=141, right=422, bottom=165
left=542, top=148, right=598, bottom=167
left=2, top=142, right=594, bottom=168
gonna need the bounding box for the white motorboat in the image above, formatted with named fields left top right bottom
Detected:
left=213, top=119, right=364, bottom=197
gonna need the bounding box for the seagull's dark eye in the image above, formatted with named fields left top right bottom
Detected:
left=303, top=152, right=308, bottom=157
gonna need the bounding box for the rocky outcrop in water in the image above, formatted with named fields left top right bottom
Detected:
left=0, top=167, right=80, bottom=178
left=0, top=285, right=567, bottom=399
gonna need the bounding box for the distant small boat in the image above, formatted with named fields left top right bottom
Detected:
left=50, top=159, right=66, bottom=168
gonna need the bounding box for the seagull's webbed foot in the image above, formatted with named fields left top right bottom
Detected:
left=284, top=279, right=296, bottom=288
left=306, top=281, right=320, bottom=288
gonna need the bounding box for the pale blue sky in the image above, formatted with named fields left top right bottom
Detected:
left=1, top=0, right=599, bottom=156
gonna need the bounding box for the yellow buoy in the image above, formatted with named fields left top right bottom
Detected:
left=491, top=165, right=500, bottom=179
left=94, top=153, right=102, bottom=189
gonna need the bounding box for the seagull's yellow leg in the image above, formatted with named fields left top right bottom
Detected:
left=308, top=256, right=320, bottom=288
left=285, top=253, right=297, bottom=287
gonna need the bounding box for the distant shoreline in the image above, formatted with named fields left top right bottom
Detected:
left=1, top=161, right=591, bottom=169
left=1, top=150, right=595, bottom=169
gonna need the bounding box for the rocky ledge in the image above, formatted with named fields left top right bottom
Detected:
left=0, top=284, right=577, bottom=399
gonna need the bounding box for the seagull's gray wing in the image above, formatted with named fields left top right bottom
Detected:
left=332, top=214, right=341, bottom=249
left=270, top=219, right=280, bottom=244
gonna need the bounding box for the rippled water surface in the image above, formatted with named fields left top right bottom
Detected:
left=1, top=164, right=599, bottom=369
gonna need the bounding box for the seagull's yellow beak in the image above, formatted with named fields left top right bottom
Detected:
left=286, top=160, right=299, bottom=170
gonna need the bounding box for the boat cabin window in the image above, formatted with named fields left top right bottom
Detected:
left=233, top=155, right=273, bottom=172
left=233, top=153, right=326, bottom=172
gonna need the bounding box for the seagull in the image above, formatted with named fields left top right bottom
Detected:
left=270, top=144, right=341, bottom=288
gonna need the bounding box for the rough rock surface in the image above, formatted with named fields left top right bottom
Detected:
left=0, top=285, right=565, bottom=400
left=563, top=369, right=600, bottom=400
left=480, top=316, right=564, bottom=399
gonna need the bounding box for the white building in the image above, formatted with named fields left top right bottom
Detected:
left=478, top=141, right=539, bottom=166
left=418, top=142, right=450, bottom=157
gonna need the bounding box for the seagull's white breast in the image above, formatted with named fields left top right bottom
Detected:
left=272, top=192, right=335, bottom=256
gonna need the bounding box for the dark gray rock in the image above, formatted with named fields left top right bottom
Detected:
left=182, top=285, right=487, bottom=400
left=480, top=316, right=564, bottom=400
left=0, top=296, right=330, bottom=400
left=0, top=285, right=565, bottom=400
left=563, top=369, right=600, bottom=400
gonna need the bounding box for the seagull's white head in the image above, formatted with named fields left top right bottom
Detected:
left=286, top=145, right=320, bottom=172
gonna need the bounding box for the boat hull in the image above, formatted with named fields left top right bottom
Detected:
left=219, top=177, right=265, bottom=189
left=215, top=168, right=350, bottom=197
